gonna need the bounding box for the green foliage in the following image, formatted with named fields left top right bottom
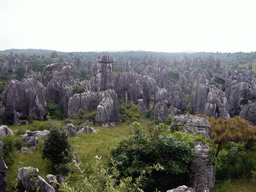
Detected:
left=76, top=108, right=96, bottom=125
left=163, top=114, right=173, bottom=125
left=14, top=66, right=25, bottom=81
left=0, top=111, right=14, bottom=125
left=42, top=128, right=73, bottom=175
left=28, top=113, right=37, bottom=121
left=0, top=135, right=26, bottom=166
left=109, top=122, right=194, bottom=192
left=72, top=83, right=85, bottom=95
left=118, top=102, right=141, bottom=123
left=45, top=100, right=66, bottom=119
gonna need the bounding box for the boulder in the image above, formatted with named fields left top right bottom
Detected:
left=167, top=185, right=195, bottom=192
left=0, top=125, right=14, bottom=137
left=24, top=130, right=50, bottom=139
left=17, top=167, right=55, bottom=192
left=95, top=94, right=114, bottom=124
left=78, top=126, right=98, bottom=134
left=21, top=135, right=39, bottom=147
left=64, top=123, right=77, bottom=136
left=46, top=174, right=64, bottom=190
left=20, top=147, right=29, bottom=153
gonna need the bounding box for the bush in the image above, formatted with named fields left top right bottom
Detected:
left=118, top=102, right=141, bottom=123
left=45, top=100, right=66, bottom=119
left=72, top=83, right=85, bottom=95
left=109, top=122, right=194, bottom=192
left=0, top=135, right=26, bottom=166
left=42, top=128, right=73, bottom=175
left=76, top=109, right=96, bottom=125
left=28, top=113, right=37, bottom=121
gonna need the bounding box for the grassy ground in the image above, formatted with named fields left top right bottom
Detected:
left=214, top=179, right=256, bottom=192
left=5, top=117, right=256, bottom=191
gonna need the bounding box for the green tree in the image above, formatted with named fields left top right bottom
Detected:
left=109, top=122, right=194, bottom=192
left=42, top=128, right=72, bottom=174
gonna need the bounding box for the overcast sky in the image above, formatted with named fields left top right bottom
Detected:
left=1, top=0, right=255, bottom=53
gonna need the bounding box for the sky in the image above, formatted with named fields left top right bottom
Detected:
left=0, top=0, right=256, bottom=53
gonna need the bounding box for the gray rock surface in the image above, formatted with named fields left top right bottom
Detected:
left=170, top=115, right=215, bottom=191
left=170, top=114, right=211, bottom=138
left=78, top=126, right=98, bottom=134
left=42, top=62, right=75, bottom=114
left=0, top=125, right=14, bottom=137
left=21, top=135, right=39, bottom=147
left=64, top=123, right=77, bottom=136
left=1, top=74, right=46, bottom=124
left=167, top=185, right=195, bottom=192
left=68, top=89, right=120, bottom=125
left=0, top=140, right=7, bottom=192
left=188, top=142, right=215, bottom=192
left=23, top=130, right=50, bottom=139
left=46, top=174, right=64, bottom=190
left=154, top=101, right=168, bottom=122
left=17, top=167, right=55, bottom=192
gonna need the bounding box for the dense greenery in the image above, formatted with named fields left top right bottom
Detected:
left=118, top=102, right=141, bottom=122
left=42, top=128, right=73, bottom=175
left=45, top=100, right=67, bottom=119
left=109, top=122, right=194, bottom=192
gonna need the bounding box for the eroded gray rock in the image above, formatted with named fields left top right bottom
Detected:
left=17, top=167, right=55, bottom=192
left=154, top=101, right=168, bottom=122
left=78, top=126, right=98, bottom=134
left=64, top=123, right=77, bottom=136
left=0, top=125, right=14, bottom=137
left=167, top=185, right=195, bottom=192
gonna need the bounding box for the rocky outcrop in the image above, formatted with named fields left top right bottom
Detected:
left=169, top=115, right=215, bottom=191
left=1, top=72, right=46, bottom=124
left=17, top=167, right=55, bottom=192
left=170, top=114, right=211, bottom=138
left=154, top=101, right=168, bottom=122
left=0, top=125, right=14, bottom=137
left=167, top=185, right=195, bottom=192
left=21, top=130, right=49, bottom=147
left=90, top=55, right=116, bottom=92
left=68, top=89, right=120, bottom=125
left=192, top=74, right=230, bottom=119
left=46, top=174, right=64, bottom=191
left=43, top=63, right=75, bottom=114
left=0, top=141, right=7, bottom=192
left=188, top=142, right=215, bottom=192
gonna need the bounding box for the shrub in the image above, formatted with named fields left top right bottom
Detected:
left=28, top=113, right=37, bottom=122
left=118, top=102, right=141, bottom=123
left=76, top=109, right=96, bottom=125
left=72, top=83, right=85, bottom=95
left=42, top=128, right=73, bottom=175
left=109, top=122, right=194, bottom=192
left=0, top=135, right=26, bottom=166
left=45, top=100, right=66, bottom=119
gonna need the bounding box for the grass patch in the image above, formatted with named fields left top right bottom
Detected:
left=214, top=179, right=256, bottom=192
left=239, top=61, right=256, bottom=72
left=6, top=140, right=53, bottom=192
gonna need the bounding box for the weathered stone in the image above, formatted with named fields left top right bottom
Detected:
left=167, top=185, right=195, bottom=192
left=154, top=101, right=168, bottom=122
left=240, top=102, right=256, bottom=124
left=21, top=135, right=39, bottom=147
left=17, top=167, right=55, bottom=192
left=64, top=123, right=77, bottom=136
left=170, top=114, right=211, bottom=138
left=0, top=173, right=7, bottom=192
left=24, top=130, right=50, bottom=139
left=46, top=174, right=64, bottom=190
left=91, top=55, right=116, bottom=92
left=0, top=125, right=14, bottom=137
left=188, top=142, right=215, bottom=192
left=68, top=90, right=120, bottom=125
left=169, top=115, right=215, bottom=191
left=78, top=126, right=98, bottom=134
left=43, top=63, right=75, bottom=114
left=20, top=147, right=29, bottom=153
left=1, top=76, right=46, bottom=123
left=137, top=99, right=147, bottom=112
